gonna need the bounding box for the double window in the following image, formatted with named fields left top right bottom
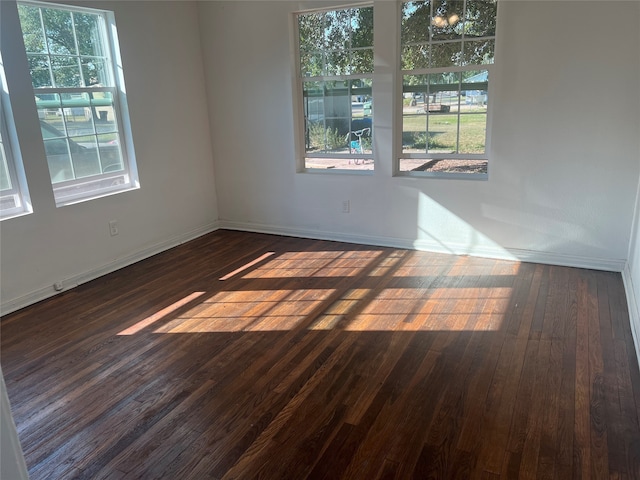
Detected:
left=17, top=1, right=137, bottom=205
left=294, top=1, right=497, bottom=177
left=296, top=6, right=374, bottom=171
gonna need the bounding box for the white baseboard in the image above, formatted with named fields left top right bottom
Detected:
left=622, top=263, right=640, bottom=369
left=1, top=221, right=220, bottom=316
left=219, top=220, right=626, bottom=272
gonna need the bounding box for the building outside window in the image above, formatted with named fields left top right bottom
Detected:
left=399, top=0, right=497, bottom=177
left=17, top=1, right=138, bottom=205
left=295, top=5, right=374, bottom=171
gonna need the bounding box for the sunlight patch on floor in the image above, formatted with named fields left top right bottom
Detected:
left=241, top=250, right=384, bottom=279
left=153, top=289, right=336, bottom=333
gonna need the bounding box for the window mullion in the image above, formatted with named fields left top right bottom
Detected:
left=37, top=7, right=56, bottom=88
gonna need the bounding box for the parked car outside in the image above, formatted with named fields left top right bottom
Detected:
left=40, top=120, right=122, bottom=184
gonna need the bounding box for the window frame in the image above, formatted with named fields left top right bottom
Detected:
left=17, top=0, right=138, bottom=206
left=396, top=0, right=497, bottom=179
left=293, top=3, right=375, bottom=174
left=0, top=54, right=32, bottom=221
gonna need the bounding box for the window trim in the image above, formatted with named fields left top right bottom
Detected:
left=18, top=0, right=139, bottom=206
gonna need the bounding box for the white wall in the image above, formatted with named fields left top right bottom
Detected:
left=199, top=0, right=640, bottom=271
left=0, top=1, right=218, bottom=313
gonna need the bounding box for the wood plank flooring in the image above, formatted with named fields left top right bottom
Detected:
left=2, top=230, right=640, bottom=479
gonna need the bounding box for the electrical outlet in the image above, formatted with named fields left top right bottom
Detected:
left=342, top=200, right=350, bottom=213
left=109, top=220, right=119, bottom=236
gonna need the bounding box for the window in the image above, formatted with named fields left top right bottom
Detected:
left=0, top=56, right=31, bottom=220
left=295, top=5, right=374, bottom=171
left=399, top=0, right=497, bottom=177
left=17, top=1, right=138, bottom=205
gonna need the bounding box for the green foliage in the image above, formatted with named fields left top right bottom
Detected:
left=18, top=4, right=107, bottom=88
left=308, top=123, right=346, bottom=151
left=401, top=0, right=497, bottom=70
left=298, top=6, right=373, bottom=77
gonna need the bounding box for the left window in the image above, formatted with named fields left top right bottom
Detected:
left=295, top=5, right=374, bottom=172
left=17, top=1, right=138, bottom=206
left=0, top=55, right=31, bottom=220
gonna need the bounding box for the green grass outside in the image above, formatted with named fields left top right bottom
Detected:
left=403, top=112, right=487, bottom=153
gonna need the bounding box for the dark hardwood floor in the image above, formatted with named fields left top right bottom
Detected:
left=2, top=230, right=640, bottom=479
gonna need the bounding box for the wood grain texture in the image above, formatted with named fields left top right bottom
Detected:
left=2, top=230, right=640, bottom=479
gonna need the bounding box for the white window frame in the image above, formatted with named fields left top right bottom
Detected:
left=17, top=0, right=138, bottom=206
left=396, top=0, right=497, bottom=179
left=293, top=3, right=375, bottom=173
left=0, top=54, right=32, bottom=220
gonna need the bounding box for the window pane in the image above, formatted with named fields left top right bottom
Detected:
left=27, top=54, right=52, bottom=88
left=459, top=112, right=486, bottom=154
left=427, top=113, right=457, bottom=153
left=459, top=70, right=488, bottom=154
left=463, top=39, right=495, bottom=65
left=303, top=78, right=372, bottom=156
left=300, top=50, right=323, bottom=78
left=402, top=45, right=429, bottom=70
left=464, top=0, right=497, bottom=38
left=401, top=1, right=431, bottom=45
left=324, top=10, right=350, bottom=51
left=402, top=107, right=427, bottom=153
left=350, top=49, right=373, bottom=74
left=427, top=72, right=460, bottom=153
left=461, top=69, right=488, bottom=108
left=70, top=135, right=101, bottom=178
left=350, top=7, right=373, bottom=48
left=40, top=116, right=66, bottom=138
left=61, top=93, right=93, bottom=133
left=403, top=75, right=426, bottom=153
left=81, top=57, right=109, bottom=87
left=18, top=5, right=47, bottom=54
left=42, top=8, right=77, bottom=55
left=36, top=93, right=59, bottom=122
left=431, top=0, right=464, bottom=41
left=88, top=92, right=118, bottom=133
left=44, top=137, right=73, bottom=183
left=402, top=73, right=463, bottom=154
left=325, top=50, right=350, bottom=76
left=430, top=42, right=462, bottom=68
left=98, top=133, right=123, bottom=172
left=74, top=12, right=104, bottom=57
left=51, top=56, right=82, bottom=87
left=298, top=12, right=324, bottom=52
left=319, top=81, right=349, bottom=153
